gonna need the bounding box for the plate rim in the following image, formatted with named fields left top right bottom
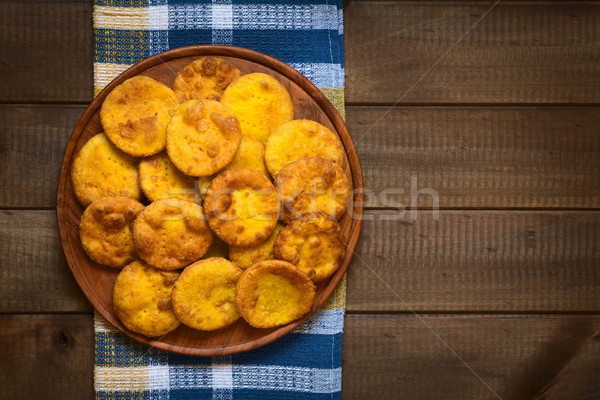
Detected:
left=56, top=44, right=364, bottom=356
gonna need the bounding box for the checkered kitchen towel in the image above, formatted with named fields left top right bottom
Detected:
left=93, top=0, right=346, bottom=398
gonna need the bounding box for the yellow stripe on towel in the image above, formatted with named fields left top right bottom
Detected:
left=94, top=62, right=132, bottom=96
left=93, top=5, right=150, bottom=30
left=94, top=366, right=151, bottom=391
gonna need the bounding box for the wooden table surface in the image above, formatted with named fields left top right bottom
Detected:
left=1, top=1, right=600, bottom=399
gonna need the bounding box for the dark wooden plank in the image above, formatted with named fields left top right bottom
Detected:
left=3, top=1, right=600, bottom=105
left=4, top=105, right=600, bottom=209
left=2, top=314, right=598, bottom=400
left=3, top=210, right=599, bottom=313
left=0, top=1, right=93, bottom=103
left=533, top=332, right=600, bottom=400
left=347, top=210, right=600, bottom=312
left=0, top=105, right=85, bottom=208
left=342, top=314, right=600, bottom=400
left=0, top=314, right=94, bottom=400
left=0, top=210, right=91, bottom=313
left=347, top=106, right=600, bottom=209
left=345, top=1, right=600, bottom=104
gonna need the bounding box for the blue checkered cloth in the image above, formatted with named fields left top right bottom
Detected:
left=93, top=1, right=346, bottom=399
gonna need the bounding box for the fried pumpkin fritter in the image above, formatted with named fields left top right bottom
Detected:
left=197, top=136, right=269, bottom=200
left=138, top=151, right=198, bottom=203
left=173, top=57, right=241, bottom=103
left=100, top=75, right=179, bottom=157
left=166, top=99, right=241, bottom=177
left=133, top=198, right=214, bottom=270
left=228, top=223, right=285, bottom=269
left=235, top=260, right=316, bottom=328
left=113, top=260, right=181, bottom=337
left=201, top=236, right=229, bottom=259
left=71, top=133, right=141, bottom=207
left=224, top=136, right=269, bottom=176
left=273, top=212, right=345, bottom=282
left=264, top=119, right=345, bottom=178
left=276, top=157, right=350, bottom=223
left=172, top=257, right=242, bottom=331
left=220, top=72, right=294, bottom=144
left=79, top=196, right=144, bottom=268
left=204, top=168, right=279, bottom=247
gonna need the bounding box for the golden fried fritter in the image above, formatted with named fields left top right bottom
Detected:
left=196, top=136, right=269, bottom=200
left=79, top=196, right=144, bottom=268
left=220, top=72, right=294, bottom=143
left=264, top=119, right=345, bottom=178
left=228, top=223, right=284, bottom=269
left=138, top=151, right=197, bottom=203
left=100, top=75, right=179, bottom=157
left=197, top=174, right=213, bottom=200
left=173, top=57, right=241, bottom=103
left=202, top=236, right=229, bottom=259
left=166, top=99, right=241, bottom=176
left=273, top=212, right=345, bottom=282
left=113, top=260, right=180, bottom=337
left=71, top=133, right=141, bottom=207
left=204, top=169, right=279, bottom=247
left=133, top=198, right=214, bottom=270
left=235, top=260, right=316, bottom=328
left=276, top=157, right=350, bottom=223
left=171, top=257, right=242, bottom=331
left=225, top=136, right=269, bottom=176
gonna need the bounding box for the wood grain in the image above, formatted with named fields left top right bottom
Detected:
left=55, top=45, right=363, bottom=355
left=0, top=1, right=93, bottom=103
left=348, top=106, right=600, bottom=209
left=0, top=314, right=94, bottom=400
left=0, top=105, right=85, bottom=208
left=532, top=335, right=600, bottom=400
left=347, top=210, right=600, bottom=312
left=4, top=210, right=598, bottom=313
left=2, top=314, right=598, bottom=400
left=4, top=105, right=600, bottom=209
left=0, top=210, right=91, bottom=313
left=2, top=1, right=600, bottom=105
left=345, top=1, right=600, bottom=104
left=342, top=314, right=600, bottom=400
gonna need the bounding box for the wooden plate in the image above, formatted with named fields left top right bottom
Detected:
left=56, top=45, right=364, bottom=356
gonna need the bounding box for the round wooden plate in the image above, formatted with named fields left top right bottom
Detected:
left=56, top=45, right=364, bottom=356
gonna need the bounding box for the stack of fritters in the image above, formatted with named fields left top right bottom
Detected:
left=70, top=57, right=351, bottom=337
